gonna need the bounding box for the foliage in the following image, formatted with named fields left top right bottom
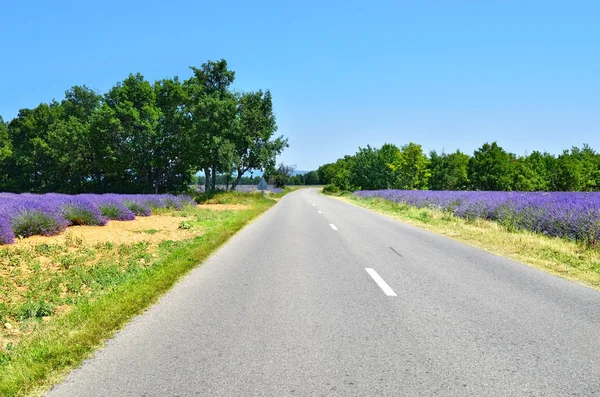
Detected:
left=0, top=60, right=286, bottom=194
left=468, top=142, right=514, bottom=191
left=322, top=184, right=340, bottom=194
left=320, top=141, right=600, bottom=193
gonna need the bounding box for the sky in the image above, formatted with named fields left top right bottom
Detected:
left=1, top=0, right=599, bottom=171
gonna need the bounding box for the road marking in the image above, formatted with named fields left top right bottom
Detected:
left=312, top=203, right=316, bottom=206
left=318, top=210, right=322, bottom=214
left=329, top=224, right=338, bottom=230
left=365, top=268, right=397, bottom=297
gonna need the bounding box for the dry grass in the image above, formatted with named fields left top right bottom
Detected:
left=337, top=195, right=600, bottom=291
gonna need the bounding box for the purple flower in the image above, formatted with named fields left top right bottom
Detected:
left=354, top=190, right=600, bottom=244
left=0, top=216, right=15, bottom=244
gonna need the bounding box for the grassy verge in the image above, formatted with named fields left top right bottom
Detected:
left=334, top=194, right=600, bottom=291
left=0, top=194, right=278, bottom=396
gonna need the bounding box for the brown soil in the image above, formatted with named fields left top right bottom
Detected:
left=13, top=215, right=199, bottom=247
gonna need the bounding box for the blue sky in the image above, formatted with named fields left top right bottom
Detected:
left=1, top=0, right=598, bottom=170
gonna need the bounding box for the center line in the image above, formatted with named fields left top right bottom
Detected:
left=365, top=268, right=397, bottom=297
left=312, top=203, right=316, bottom=206
left=329, top=224, right=338, bottom=230
left=318, top=210, right=322, bottom=214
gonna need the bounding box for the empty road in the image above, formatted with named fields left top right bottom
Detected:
left=48, top=188, right=600, bottom=396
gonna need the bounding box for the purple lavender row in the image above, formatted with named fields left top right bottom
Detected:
left=354, top=190, right=600, bottom=244
left=0, top=193, right=195, bottom=244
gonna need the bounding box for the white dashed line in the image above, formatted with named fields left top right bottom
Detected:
left=318, top=211, right=322, bottom=214
left=329, top=224, right=338, bottom=230
left=365, top=268, right=397, bottom=297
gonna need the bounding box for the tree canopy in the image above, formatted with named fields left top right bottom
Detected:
left=318, top=141, right=600, bottom=192
left=0, top=60, right=287, bottom=193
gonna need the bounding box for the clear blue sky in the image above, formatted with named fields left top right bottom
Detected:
left=1, top=1, right=598, bottom=171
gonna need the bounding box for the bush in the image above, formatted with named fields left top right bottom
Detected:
left=322, top=184, right=340, bottom=194
left=123, top=201, right=152, bottom=217
left=0, top=217, right=15, bottom=245
left=97, top=202, right=136, bottom=221
left=11, top=210, right=68, bottom=238
left=61, top=203, right=108, bottom=226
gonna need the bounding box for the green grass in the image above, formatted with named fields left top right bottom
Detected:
left=333, top=193, right=600, bottom=291
left=0, top=194, right=278, bottom=396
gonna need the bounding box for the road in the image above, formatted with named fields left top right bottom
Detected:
left=48, top=188, right=600, bottom=396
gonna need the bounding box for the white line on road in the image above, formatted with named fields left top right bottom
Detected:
left=365, top=268, right=397, bottom=297
left=318, top=211, right=322, bottom=214
left=312, top=204, right=316, bottom=206
left=329, top=224, right=338, bottom=230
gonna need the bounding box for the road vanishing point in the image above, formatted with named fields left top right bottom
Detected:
left=48, top=188, right=600, bottom=396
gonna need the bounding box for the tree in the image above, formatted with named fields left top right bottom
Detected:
left=304, top=171, right=320, bottom=185
left=185, top=60, right=237, bottom=192
left=266, top=163, right=296, bottom=188
left=468, top=142, right=514, bottom=191
left=429, top=150, right=470, bottom=190
left=551, top=145, right=600, bottom=191
left=230, top=90, right=287, bottom=190
left=0, top=117, right=12, bottom=189
left=393, top=142, right=430, bottom=189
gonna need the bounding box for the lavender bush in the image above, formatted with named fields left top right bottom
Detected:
left=0, top=217, right=15, bottom=244
left=0, top=193, right=197, bottom=244
left=354, top=190, right=600, bottom=245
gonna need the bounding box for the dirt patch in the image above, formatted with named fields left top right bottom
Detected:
left=13, top=215, right=199, bottom=247
left=197, top=204, right=249, bottom=211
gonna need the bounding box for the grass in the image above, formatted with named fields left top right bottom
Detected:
left=0, top=193, right=279, bottom=396
left=334, top=194, right=600, bottom=291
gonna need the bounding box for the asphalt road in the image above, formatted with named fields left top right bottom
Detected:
left=48, top=188, right=600, bottom=396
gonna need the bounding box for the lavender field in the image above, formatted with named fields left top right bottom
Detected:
left=354, top=190, right=600, bottom=245
left=0, top=193, right=195, bottom=245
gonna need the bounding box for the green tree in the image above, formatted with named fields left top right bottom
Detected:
left=429, top=150, right=470, bottom=190
left=0, top=117, right=12, bottom=189
left=230, top=90, right=286, bottom=190
left=304, top=171, right=320, bottom=185
left=468, top=142, right=514, bottom=191
left=185, top=60, right=237, bottom=192
left=393, top=142, right=430, bottom=189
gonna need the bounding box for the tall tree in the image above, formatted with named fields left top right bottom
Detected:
left=185, top=59, right=237, bottom=192
left=393, top=142, right=430, bottom=190
left=429, top=150, right=470, bottom=190
left=468, top=142, right=514, bottom=191
left=0, top=117, right=12, bottom=190
left=230, top=90, right=287, bottom=190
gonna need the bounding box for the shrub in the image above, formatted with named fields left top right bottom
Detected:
left=322, top=184, right=340, bottom=194
left=59, top=199, right=108, bottom=226
left=0, top=217, right=15, bottom=245
left=97, top=202, right=136, bottom=221
left=123, top=201, right=152, bottom=217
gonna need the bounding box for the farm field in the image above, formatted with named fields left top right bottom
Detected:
left=0, top=191, right=278, bottom=396
left=354, top=190, right=600, bottom=245
left=337, top=190, right=600, bottom=289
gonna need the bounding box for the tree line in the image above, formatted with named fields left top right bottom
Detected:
left=0, top=60, right=287, bottom=194
left=317, top=142, right=600, bottom=192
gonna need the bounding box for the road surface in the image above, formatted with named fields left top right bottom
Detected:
left=48, top=188, right=600, bottom=396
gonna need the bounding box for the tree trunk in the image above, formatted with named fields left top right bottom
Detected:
left=231, top=167, right=246, bottom=191
left=211, top=165, right=217, bottom=191
left=204, top=167, right=211, bottom=193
